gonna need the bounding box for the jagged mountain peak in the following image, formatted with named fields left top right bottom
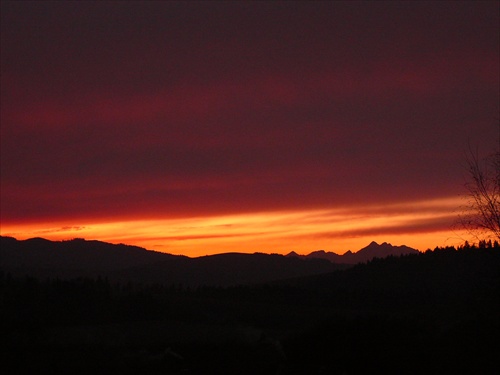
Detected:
left=304, top=241, right=419, bottom=264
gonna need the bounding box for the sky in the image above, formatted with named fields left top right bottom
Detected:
left=1, top=1, right=498, bottom=256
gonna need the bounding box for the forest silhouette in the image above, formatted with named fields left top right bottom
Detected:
left=1, top=240, right=499, bottom=374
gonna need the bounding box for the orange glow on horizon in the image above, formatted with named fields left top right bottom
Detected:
left=1, top=197, right=466, bottom=257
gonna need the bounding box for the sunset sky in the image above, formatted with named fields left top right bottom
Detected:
left=1, top=1, right=498, bottom=256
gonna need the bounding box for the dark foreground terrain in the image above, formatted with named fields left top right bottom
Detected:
left=1, top=242, right=499, bottom=374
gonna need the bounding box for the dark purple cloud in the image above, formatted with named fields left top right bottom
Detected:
left=1, top=1, right=498, bottom=228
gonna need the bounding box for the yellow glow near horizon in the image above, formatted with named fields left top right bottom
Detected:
left=1, top=197, right=466, bottom=257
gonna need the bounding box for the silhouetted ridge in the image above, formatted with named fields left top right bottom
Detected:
left=286, top=241, right=419, bottom=264
left=1, top=236, right=177, bottom=271
left=0, top=236, right=343, bottom=286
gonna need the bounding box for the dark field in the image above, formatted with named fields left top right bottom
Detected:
left=1, top=244, right=499, bottom=374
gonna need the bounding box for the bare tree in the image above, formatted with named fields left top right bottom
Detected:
left=459, top=130, right=500, bottom=242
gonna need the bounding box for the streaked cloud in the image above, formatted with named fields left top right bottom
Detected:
left=1, top=1, right=497, bottom=253
left=2, top=198, right=465, bottom=255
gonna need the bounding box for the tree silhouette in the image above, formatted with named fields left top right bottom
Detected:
left=460, top=125, right=500, bottom=241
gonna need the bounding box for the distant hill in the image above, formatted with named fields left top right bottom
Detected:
left=287, top=241, right=419, bottom=264
left=0, top=236, right=344, bottom=287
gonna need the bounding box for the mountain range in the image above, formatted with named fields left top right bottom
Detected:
left=287, top=241, right=418, bottom=263
left=0, top=236, right=418, bottom=287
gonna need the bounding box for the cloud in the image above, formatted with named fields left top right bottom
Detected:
left=3, top=225, right=86, bottom=238
left=0, top=197, right=466, bottom=255
left=1, top=1, right=498, bottom=252
left=311, top=216, right=456, bottom=239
